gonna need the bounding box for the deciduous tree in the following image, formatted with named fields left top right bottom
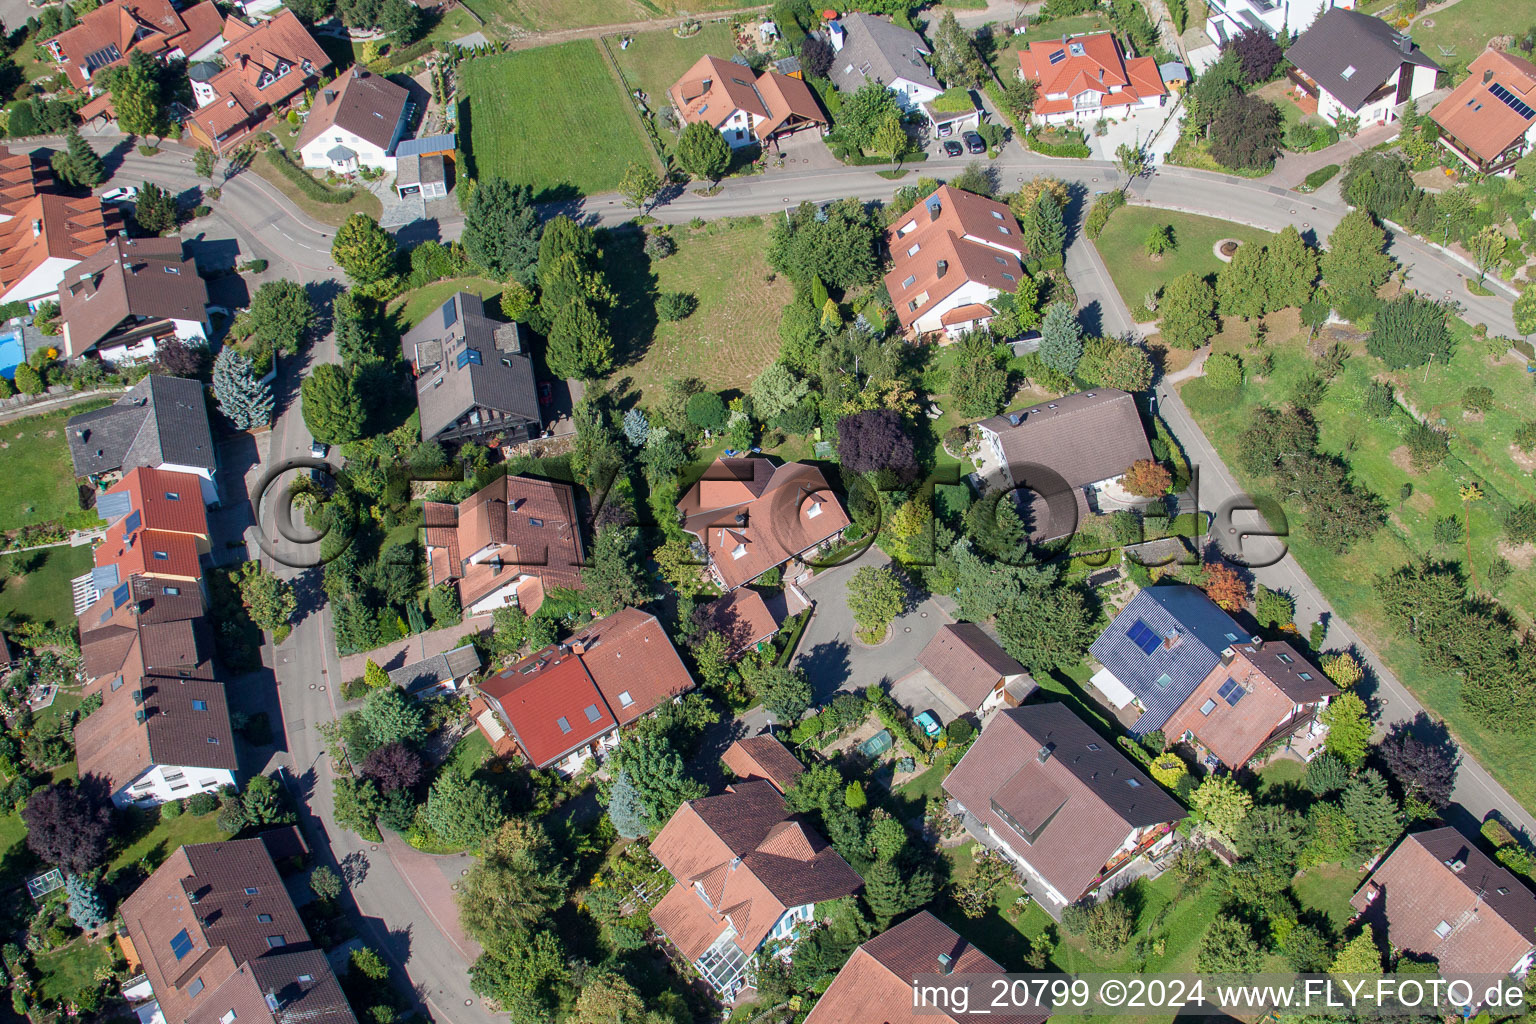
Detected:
left=847, top=566, right=905, bottom=643
left=604, top=730, right=705, bottom=831
left=250, top=279, right=315, bottom=353
left=617, top=161, right=663, bottom=211
left=756, top=665, right=813, bottom=722
left=301, top=363, right=363, bottom=444
left=1158, top=272, right=1218, bottom=349
left=331, top=213, right=396, bottom=285
left=424, top=771, right=504, bottom=847
left=237, top=561, right=296, bottom=633
left=1266, top=225, right=1317, bottom=309
left=1217, top=241, right=1270, bottom=318
left=1122, top=459, right=1173, bottom=496
left=1322, top=210, right=1394, bottom=303
left=1202, top=562, right=1248, bottom=611
left=360, top=741, right=425, bottom=793
left=1190, top=773, right=1251, bottom=844
left=1320, top=690, right=1372, bottom=765
left=23, top=782, right=111, bottom=875
left=359, top=685, right=426, bottom=748
left=837, top=408, right=917, bottom=481
left=948, top=331, right=1009, bottom=416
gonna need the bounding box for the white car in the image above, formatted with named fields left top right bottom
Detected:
left=100, top=186, right=139, bottom=203
left=309, top=441, right=329, bottom=459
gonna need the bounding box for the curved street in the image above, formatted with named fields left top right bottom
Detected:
left=41, top=125, right=1529, bottom=1018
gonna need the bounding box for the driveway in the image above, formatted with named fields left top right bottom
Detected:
left=889, top=668, right=971, bottom=724
left=793, top=548, right=952, bottom=706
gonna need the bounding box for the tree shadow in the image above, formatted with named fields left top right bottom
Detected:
left=798, top=638, right=852, bottom=706
left=600, top=228, right=659, bottom=371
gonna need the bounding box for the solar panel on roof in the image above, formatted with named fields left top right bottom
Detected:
left=112, top=582, right=131, bottom=608
left=456, top=349, right=482, bottom=369
left=1490, top=82, right=1536, bottom=121
left=441, top=298, right=458, bottom=330
left=170, top=929, right=193, bottom=960
left=84, top=44, right=122, bottom=72
left=1125, top=619, right=1161, bottom=655
left=124, top=510, right=141, bottom=535
left=1048, top=49, right=1066, bottom=64
left=1217, top=678, right=1245, bottom=706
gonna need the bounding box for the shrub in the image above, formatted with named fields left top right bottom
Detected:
left=657, top=291, right=697, bottom=321
left=187, top=792, right=218, bottom=815
left=1300, top=164, right=1340, bottom=191
left=1204, top=352, right=1243, bottom=391
left=1402, top=420, right=1450, bottom=471
left=1363, top=381, right=1395, bottom=419
left=1461, top=385, right=1494, bottom=413
left=644, top=232, right=676, bottom=259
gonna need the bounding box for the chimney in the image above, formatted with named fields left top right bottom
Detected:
left=1249, top=635, right=1263, bottom=647
left=1037, top=742, right=1055, bottom=763
left=1484, top=68, right=1494, bottom=83
left=1444, top=857, right=1466, bottom=872
left=1007, top=412, right=1022, bottom=426
left=134, top=709, right=146, bottom=724
left=1061, top=33, right=1068, bottom=44
left=937, top=953, right=954, bottom=975
left=324, top=88, right=336, bottom=102
left=31, top=219, right=40, bottom=237
left=1398, top=34, right=1412, bottom=54
left=76, top=428, right=88, bottom=441
left=936, top=259, right=949, bottom=278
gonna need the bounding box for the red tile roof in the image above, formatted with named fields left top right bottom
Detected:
left=943, top=703, right=1183, bottom=903
left=1430, top=48, right=1536, bottom=165
left=187, top=11, right=329, bottom=152
left=0, top=149, right=53, bottom=222
left=883, top=185, right=1028, bottom=331
left=721, top=734, right=804, bottom=794
left=117, top=467, right=212, bottom=536
left=702, top=588, right=782, bottom=657
left=568, top=607, right=694, bottom=725
left=1016, top=32, right=1165, bottom=117
left=668, top=55, right=826, bottom=141
left=1162, top=640, right=1335, bottom=768
left=424, top=474, right=585, bottom=611
left=0, top=193, right=121, bottom=304
left=45, top=0, right=223, bottom=89
left=1351, top=827, right=1536, bottom=981
left=917, top=623, right=1033, bottom=710
left=678, top=458, right=850, bottom=590
left=805, top=912, right=1048, bottom=1024
left=478, top=650, right=615, bottom=768
left=651, top=781, right=862, bottom=959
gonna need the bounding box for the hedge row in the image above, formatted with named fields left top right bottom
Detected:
left=263, top=149, right=359, bottom=205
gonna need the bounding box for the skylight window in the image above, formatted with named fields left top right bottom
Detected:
left=1126, top=778, right=1142, bottom=787
left=1341, top=65, right=1356, bottom=80
left=193, top=699, right=208, bottom=711
left=153, top=550, right=169, bottom=560
left=1154, top=672, right=1172, bottom=690
left=1277, top=652, right=1294, bottom=664
left=1298, top=671, right=1313, bottom=681
left=901, top=274, right=916, bottom=288
left=165, top=491, right=180, bottom=501
left=1201, top=698, right=1217, bottom=715
left=557, top=716, right=572, bottom=734
left=265, top=936, right=286, bottom=948
left=618, top=691, right=634, bottom=708
left=257, top=914, right=272, bottom=923
left=1433, top=920, right=1451, bottom=938
left=991, top=210, right=1004, bottom=220
left=189, top=979, right=204, bottom=998
left=907, top=243, right=921, bottom=256
left=584, top=704, right=601, bottom=723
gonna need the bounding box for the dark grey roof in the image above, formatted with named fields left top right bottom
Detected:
left=188, top=61, right=221, bottom=83
left=387, top=644, right=481, bottom=694
left=67, top=374, right=215, bottom=479
left=829, top=12, right=939, bottom=96
left=399, top=292, right=541, bottom=441
left=1286, top=8, right=1440, bottom=112
left=1089, top=585, right=1249, bottom=734
left=326, top=144, right=357, bottom=162
left=394, top=133, right=456, bottom=158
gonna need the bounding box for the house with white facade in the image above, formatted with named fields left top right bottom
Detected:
left=423, top=474, right=584, bottom=617
left=650, top=780, right=863, bottom=1000
left=58, top=236, right=209, bottom=362
left=944, top=703, right=1183, bottom=910
left=977, top=388, right=1154, bottom=541
left=883, top=184, right=1028, bottom=338
left=668, top=54, right=827, bottom=149
left=917, top=622, right=1037, bottom=715
left=1016, top=31, right=1166, bottom=125
left=1431, top=47, right=1536, bottom=175
left=1285, top=8, right=1439, bottom=126
left=1204, top=0, right=1347, bottom=47
left=0, top=193, right=121, bottom=308
left=297, top=67, right=411, bottom=174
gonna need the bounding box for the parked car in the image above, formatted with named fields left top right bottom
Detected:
left=538, top=382, right=554, bottom=406
left=101, top=186, right=139, bottom=203
left=914, top=711, right=943, bottom=738
left=963, top=131, right=985, bottom=154
left=309, top=441, right=329, bottom=458
left=937, top=121, right=955, bottom=138
left=942, top=139, right=963, bottom=157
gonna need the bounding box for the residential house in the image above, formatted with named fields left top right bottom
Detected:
left=400, top=291, right=541, bottom=445
left=394, top=134, right=455, bottom=200
left=883, top=185, right=1028, bottom=338
left=700, top=587, right=782, bottom=657
left=473, top=608, right=694, bottom=772
left=0, top=193, right=121, bottom=308
left=297, top=68, right=411, bottom=174
left=58, top=236, right=209, bottom=362
left=916, top=622, right=1037, bottom=715
left=977, top=389, right=1154, bottom=541
left=1431, top=47, right=1536, bottom=175
left=804, top=911, right=1048, bottom=1024
left=0, top=149, right=54, bottom=222
left=1016, top=32, right=1167, bottom=125
left=386, top=644, right=480, bottom=700
left=186, top=11, right=330, bottom=156
left=944, top=702, right=1183, bottom=909
left=650, top=780, right=863, bottom=999
left=668, top=54, right=828, bottom=150
left=1160, top=636, right=1336, bottom=769
left=1088, top=585, right=1338, bottom=758
left=118, top=836, right=359, bottom=1024
left=1204, top=0, right=1344, bottom=47
left=87, top=466, right=211, bottom=610
left=67, top=374, right=218, bottom=505
left=677, top=457, right=850, bottom=591
left=1285, top=9, right=1439, bottom=126
left=422, top=474, right=583, bottom=617
left=826, top=13, right=979, bottom=131
left=44, top=0, right=225, bottom=90
left=1351, top=827, right=1536, bottom=985
left=721, top=733, right=804, bottom=794
left=73, top=577, right=234, bottom=806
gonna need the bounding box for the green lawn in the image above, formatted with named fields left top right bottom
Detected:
left=458, top=41, right=658, bottom=199
left=391, top=277, right=504, bottom=331
left=35, top=939, right=111, bottom=1005
left=251, top=151, right=382, bottom=228
left=466, top=0, right=745, bottom=32
left=0, top=808, right=36, bottom=892
left=1408, top=0, right=1506, bottom=77
left=1092, top=208, right=1274, bottom=315
left=0, top=401, right=111, bottom=532
left=106, top=805, right=223, bottom=882
left=608, top=22, right=737, bottom=141
left=444, top=730, right=492, bottom=777
left=1179, top=316, right=1536, bottom=816
left=603, top=217, right=793, bottom=404
left=1294, top=862, right=1365, bottom=934
left=1258, top=757, right=1307, bottom=795
left=0, top=545, right=93, bottom=630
